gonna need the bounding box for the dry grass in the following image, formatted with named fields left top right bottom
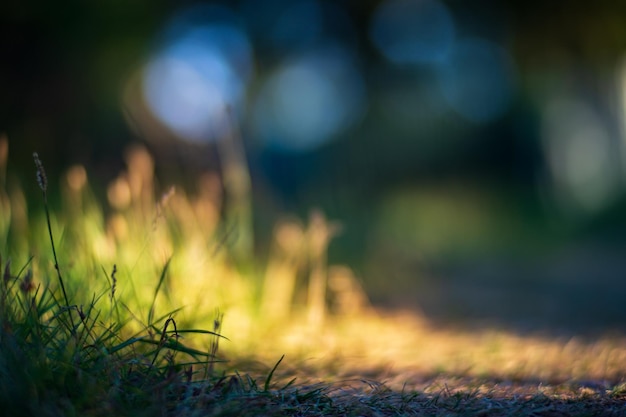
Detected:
left=0, top=138, right=625, bottom=416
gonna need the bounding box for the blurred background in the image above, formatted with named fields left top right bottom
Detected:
left=2, top=0, right=626, bottom=336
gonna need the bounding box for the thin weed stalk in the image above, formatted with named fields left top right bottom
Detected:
left=205, top=309, right=223, bottom=379
left=33, top=152, right=76, bottom=335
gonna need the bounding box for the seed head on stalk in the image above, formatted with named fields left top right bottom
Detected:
left=33, top=152, right=76, bottom=336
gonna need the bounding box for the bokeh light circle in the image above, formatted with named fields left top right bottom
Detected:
left=252, top=45, right=366, bottom=152
left=142, top=6, right=253, bottom=142
left=438, top=38, right=515, bottom=123
left=370, top=0, right=455, bottom=65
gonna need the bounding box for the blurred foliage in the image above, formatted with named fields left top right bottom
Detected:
left=3, top=0, right=626, bottom=333
left=2, top=0, right=626, bottom=170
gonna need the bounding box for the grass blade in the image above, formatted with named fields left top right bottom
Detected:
left=165, top=329, right=229, bottom=340
left=147, top=257, right=171, bottom=326
left=264, top=354, right=285, bottom=392
left=109, top=336, right=146, bottom=354
left=139, top=338, right=212, bottom=358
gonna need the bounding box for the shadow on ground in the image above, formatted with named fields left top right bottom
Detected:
left=373, top=243, right=626, bottom=339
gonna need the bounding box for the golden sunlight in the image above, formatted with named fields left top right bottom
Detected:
left=2, top=139, right=625, bottom=401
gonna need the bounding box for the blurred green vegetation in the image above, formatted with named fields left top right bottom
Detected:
left=3, top=0, right=626, bottom=334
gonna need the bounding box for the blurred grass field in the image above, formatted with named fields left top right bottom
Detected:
left=1, top=137, right=626, bottom=409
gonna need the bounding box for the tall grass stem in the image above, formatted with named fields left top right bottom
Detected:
left=33, top=152, right=76, bottom=334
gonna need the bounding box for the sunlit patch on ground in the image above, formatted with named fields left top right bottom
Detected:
left=226, top=310, right=626, bottom=387
left=223, top=310, right=626, bottom=415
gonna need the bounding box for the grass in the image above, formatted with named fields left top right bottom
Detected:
left=0, top=141, right=625, bottom=415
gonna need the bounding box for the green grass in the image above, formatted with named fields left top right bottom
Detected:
left=0, top=145, right=625, bottom=416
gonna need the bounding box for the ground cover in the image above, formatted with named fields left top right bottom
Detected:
left=0, top=144, right=624, bottom=416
